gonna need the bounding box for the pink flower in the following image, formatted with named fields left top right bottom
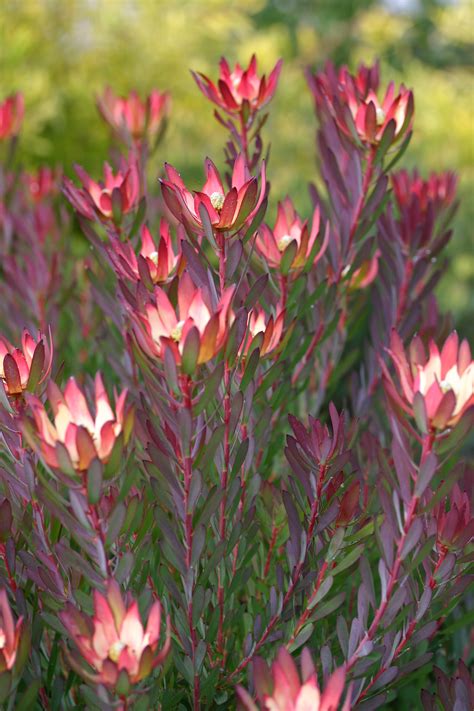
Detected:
left=22, top=167, right=60, bottom=203
left=236, top=647, right=350, bottom=711
left=382, top=330, right=474, bottom=431
left=135, top=272, right=234, bottom=365
left=60, top=579, right=170, bottom=689
left=238, top=307, right=285, bottom=359
left=192, top=54, right=282, bottom=117
left=27, top=373, right=133, bottom=472
left=0, top=94, right=24, bottom=140
left=256, top=200, right=328, bottom=273
left=109, top=221, right=181, bottom=286
left=0, top=589, right=23, bottom=672
left=347, top=249, right=381, bottom=290
left=63, top=156, right=140, bottom=222
left=434, top=485, right=474, bottom=554
left=392, top=170, right=457, bottom=218
left=307, top=61, right=414, bottom=147
left=161, top=155, right=266, bottom=233
left=97, top=86, right=171, bottom=144
left=0, top=329, right=53, bottom=397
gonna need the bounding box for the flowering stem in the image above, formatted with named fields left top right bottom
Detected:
left=216, top=231, right=231, bottom=656
left=227, top=466, right=326, bottom=681
left=349, top=145, right=377, bottom=250
left=346, top=431, right=435, bottom=672
left=239, top=111, right=250, bottom=166
left=180, top=374, right=201, bottom=709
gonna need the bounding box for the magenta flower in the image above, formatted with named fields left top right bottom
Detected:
left=161, top=155, right=266, bottom=233
left=63, top=156, right=140, bottom=222
left=0, top=329, right=53, bottom=397
left=22, top=167, right=60, bottom=203
left=97, top=86, right=171, bottom=144
left=392, top=169, right=457, bottom=218
left=0, top=590, right=23, bottom=673
left=433, top=484, right=474, bottom=554
left=60, top=579, right=170, bottom=690
left=192, top=54, right=282, bottom=117
left=256, top=200, right=327, bottom=273
left=0, top=93, right=24, bottom=140
left=236, top=647, right=350, bottom=711
left=382, top=330, right=474, bottom=431
left=27, top=373, right=133, bottom=472
left=307, top=61, right=414, bottom=147
left=238, top=306, right=285, bottom=359
left=109, top=221, right=181, bottom=286
left=135, top=272, right=234, bottom=365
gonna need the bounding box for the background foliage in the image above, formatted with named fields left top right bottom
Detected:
left=1, top=0, right=473, bottom=334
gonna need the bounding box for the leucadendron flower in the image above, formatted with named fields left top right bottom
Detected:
left=60, top=579, right=170, bottom=693
left=0, top=590, right=23, bottom=673
left=97, top=86, right=171, bottom=145
left=109, top=221, right=181, bottom=287
left=135, top=271, right=234, bottom=366
left=27, top=373, right=133, bottom=472
left=0, top=329, right=53, bottom=397
left=256, top=199, right=328, bottom=273
left=0, top=93, right=24, bottom=140
left=192, top=54, right=282, bottom=117
left=63, top=155, right=140, bottom=222
left=236, top=647, right=351, bottom=711
left=382, top=330, right=474, bottom=431
left=161, top=154, right=266, bottom=234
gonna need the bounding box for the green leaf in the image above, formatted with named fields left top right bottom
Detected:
left=87, top=458, right=103, bottom=505
left=182, top=326, right=200, bottom=376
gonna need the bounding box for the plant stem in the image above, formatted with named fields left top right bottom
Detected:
left=346, top=431, right=435, bottom=672
left=180, top=374, right=201, bottom=710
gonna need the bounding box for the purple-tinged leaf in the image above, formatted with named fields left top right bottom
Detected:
left=401, top=518, right=424, bottom=560
left=288, top=623, right=314, bottom=652
left=411, top=620, right=438, bottom=646
left=434, top=552, right=456, bottom=582
left=372, top=666, right=399, bottom=691
left=348, top=618, right=363, bottom=658
left=415, top=587, right=432, bottom=621
left=360, top=556, right=376, bottom=608
left=415, top=452, right=438, bottom=497
left=337, top=615, right=349, bottom=656
left=356, top=693, right=388, bottom=711
left=308, top=576, right=333, bottom=609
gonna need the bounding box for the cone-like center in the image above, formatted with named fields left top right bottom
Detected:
left=376, top=107, right=386, bottom=126
left=109, top=640, right=126, bottom=662
left=148, top=250, right=159, bottom=266
left=277, top=234, right=293, bottom=252
left=171, top=320, right=185, bottom=342
left=0, top=631, right=5, bottom=650
left=210, top=192, right=225, bottom=211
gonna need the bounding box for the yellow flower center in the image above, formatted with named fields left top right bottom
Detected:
left=375, top=107, right=386, bottom=126
left=148, top=250, right=159, bottom=266
left=210, top=192, right=225, bottom=211
left=277, top=234, right=293, bottom=252
left=108, top=640, right=125, bottom=662
left=171, top=320, right=185, bottom=342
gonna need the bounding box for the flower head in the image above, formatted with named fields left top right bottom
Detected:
left=0, top=94, right=24, bottom=140
left=434, top=485, right=474, bottom=554
left=109, top=221, right=180, bottom=287
left=161, top=155, right=266, bottom=233
left=97, top=87, right=170, bottom=145
left=136, top=272, right=234, bottom=366
left=0, top=329, right=53, bottom=397
left=238, top=307, right=285, bottom=359
left=0, top=590, right=23, bottom=672
left=22, top=167, right=60, bottom=204
left=307, top=61, right=413, bottom=147
left=236, top=647, right=350, bottom=711
left=392, top=170, right=457, bottom=218
left=256, top=200, right=327, bottom=273
left=192, top=54, right=282, bottom=117
left=383, top=330, right=474, bottom=431
left=63, top=156, right=139, bottom=222
left=27, top=373, right=132, bottom=472
left=60, top=579, right=170, bottom=690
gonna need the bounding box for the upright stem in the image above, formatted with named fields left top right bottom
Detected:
left=349, top=145, right=377, bottom=250
left=239, top=112, right=250, bottom=166
left=217, top=231, right=231, bottom=656
left=180, top=374, right=200, bottom=709
left=346, top=431, right=435, bottom=672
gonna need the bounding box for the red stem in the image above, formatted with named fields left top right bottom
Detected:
left=349, top=146, right=377, bottom=249
left=239, top=111, right=250, bottom=166
left=346, top=432, right=435, bottom=673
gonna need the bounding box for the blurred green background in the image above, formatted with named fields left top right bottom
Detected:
left=1, top=0, right=473, bottom=333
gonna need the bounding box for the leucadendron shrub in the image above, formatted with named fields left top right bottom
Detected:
left=0, top=56, right=472, bottom=710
